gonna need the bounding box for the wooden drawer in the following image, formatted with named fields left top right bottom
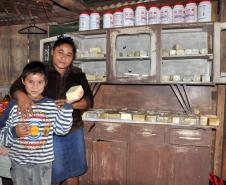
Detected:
left=130, top=125, right=166, bottom=144
left=95, top=122, right=128, bottom=141
left=169, top=128, right=213, bottom=147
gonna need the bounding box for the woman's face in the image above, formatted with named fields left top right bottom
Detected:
left=52, top=43, right=74, bottom=74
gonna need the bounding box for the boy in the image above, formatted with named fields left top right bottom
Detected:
left=0, top=61, right=73, bottom=185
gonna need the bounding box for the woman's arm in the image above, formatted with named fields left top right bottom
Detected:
left=10, top=77, right=33, bottom=114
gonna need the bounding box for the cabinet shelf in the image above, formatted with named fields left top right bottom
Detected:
left=162, top=54, right=213, bottom=60
left=116, top=56, right=150, bottom=61
left=76, top=57, right=106, bottom=61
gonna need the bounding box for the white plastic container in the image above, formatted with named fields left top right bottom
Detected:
left=103, top=11, right=113, bottom=28
left=79, top=12, right=90, bottom=31
left=198, top=0, right=212, bottom=22
left=148, top=6, right=160, bottom=24
left=173, top=3, right=185, bottom=23
left=185, top=1, right=197, bottom=23
left=113, top=9, right=123, bottom=27
left=123, top=6, right=134, bottom=26
left=135, top=4, right=147, bottom=26
left=90, top=12, right=100, bottom=30
left=160, top=4, right=173, bottom=24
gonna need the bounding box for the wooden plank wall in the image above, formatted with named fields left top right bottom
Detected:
left=0, top=24, right=48, bottom=86
left=220, top=0, right=226, bottom=180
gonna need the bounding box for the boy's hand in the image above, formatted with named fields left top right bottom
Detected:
left=15, top=123, right=30, bottom=137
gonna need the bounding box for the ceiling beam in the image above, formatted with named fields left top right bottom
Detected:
left=50, top=0, right=89, bottom=12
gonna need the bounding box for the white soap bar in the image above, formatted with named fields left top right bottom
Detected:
left=66, top=85, right=84, bottom=103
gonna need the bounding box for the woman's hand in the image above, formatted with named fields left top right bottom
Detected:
left=15, top=123, right=30, bottom=137
left=15, top=91, right=33, bottom=115
left=55, top=99, right=67, bottom=108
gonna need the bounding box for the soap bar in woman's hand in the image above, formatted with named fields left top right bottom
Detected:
left=66, top=85, right=84, bottom=103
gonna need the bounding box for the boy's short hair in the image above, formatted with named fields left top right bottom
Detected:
left=21, top=61, right=48, bottom=82
left=53, top=35, right=76, bottom=58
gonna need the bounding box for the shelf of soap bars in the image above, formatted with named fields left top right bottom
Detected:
left=162, top=54, right=213, bottom=60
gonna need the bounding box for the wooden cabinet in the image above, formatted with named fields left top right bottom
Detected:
left=167, top=128, right=214, bottom=185
left=80, top=122, right=128, bottom=185
left=81, top=122, right=215, bottom=185
left=128, top=125, right=168, bottom=185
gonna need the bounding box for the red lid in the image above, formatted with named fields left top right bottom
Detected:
left=136, top=4, right=146, bottom=7
left=186, top=1, right=197, bottom=4
left=161, top=4, right=171, bottom=7
left=104, top=11, right=112, bottom=14
left=123, top=6, right=133, bottom=9
left=149, top=5, right=159, bottom=8
left=80, top=12, right=89, bottom=15
left=90, top=11, right=99, bottom=14
left=114, top=9, right=122, bottom=13
left=174, top=3, right=184, bottom=6
left=199, top=0, right=210, bottom=2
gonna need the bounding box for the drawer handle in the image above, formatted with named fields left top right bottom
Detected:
left=88, top=122, right=96, bottom=132
left=179, top=137, right=201, bottom=140
left=96, top=139, right=111, bottom=142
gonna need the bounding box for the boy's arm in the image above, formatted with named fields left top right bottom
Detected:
left=53, top=103, right=73, bottom=135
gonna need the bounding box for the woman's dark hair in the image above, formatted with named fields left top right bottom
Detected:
left=21, top=61, right=48, bottom=82
left=53, top=35, right=76, bottom=58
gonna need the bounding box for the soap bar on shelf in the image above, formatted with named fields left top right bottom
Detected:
left=66, top=85, right=84, bottom=103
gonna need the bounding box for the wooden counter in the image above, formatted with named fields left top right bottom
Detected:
left=80, top=121, right=215, bottom=185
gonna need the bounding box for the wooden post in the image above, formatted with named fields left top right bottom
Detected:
left=214, top=85, right=225, bottom=177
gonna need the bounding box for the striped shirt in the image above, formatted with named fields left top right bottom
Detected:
left=0, top=97, right=73, bottom=164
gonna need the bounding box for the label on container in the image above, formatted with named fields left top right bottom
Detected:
left=160, top=5, right=173, bottom=24
left=123, top=7, right=134, bottom=26
left=185, top=2, right=197, bottom=23
left=90, top=12, right=100, bottom=30
left=113, top=11, right=123, bottom=27
left=148, top=6, right=160, bottom=24
left=79, top=13, right=90, bottom=31
left=135, top=5, right=147, bottom=25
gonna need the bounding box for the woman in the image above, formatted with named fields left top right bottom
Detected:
left=10, top=35, right=94, bottom=185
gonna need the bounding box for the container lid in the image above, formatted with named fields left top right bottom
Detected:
left=149, top=5, right=159, bottom=9
left=136, top=4, right=146, bottom=8
left=161, top=4, right=171, bottom=7
left=104, top=11, right=112, bottom=14
left=186, top=1, right=197, bottom=4
left=80, top=12, right=89, bottom=15
left=199, top=0, right=211, bottom=2
left=174, top=3, right=184, bottom=6
left=114, top=8, right=123, bottom=13
left=90, top=11, right=99, bottom=14
left=123, top=6, right=133, bottom=9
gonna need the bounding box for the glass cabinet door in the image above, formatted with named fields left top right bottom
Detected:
left=108, top=26, right=161, bottom=83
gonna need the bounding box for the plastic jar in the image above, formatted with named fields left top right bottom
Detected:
left=184, top=1, right=197, bottom=23
left=79, top=12, right=90, bottom=31
left=148, top=6, right=160, bottom=24
left=103, top=11, right=113, bottom=28
left=160, top=4, right=173, bottom=24
left=135, top=4, right=147, bottom=26
left=113, top=9, right=123, bottom=27
left=148, top=5, right=160, bottom=24
left=198, top=0, right=212, bottom=22
left=123, top=6, right=134, bottom=26
left=90, top=12, right=100, bottom=30
left=173, top=3, right=185, bottom=23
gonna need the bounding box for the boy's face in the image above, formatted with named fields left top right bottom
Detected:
left=22, top=73, right=46, bottom=100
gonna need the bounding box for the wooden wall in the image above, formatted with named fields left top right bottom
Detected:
left=0, top=24, right=48, bottom=86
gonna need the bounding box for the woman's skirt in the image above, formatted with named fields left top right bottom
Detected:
left=52, top=127, right=87, bottom=184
